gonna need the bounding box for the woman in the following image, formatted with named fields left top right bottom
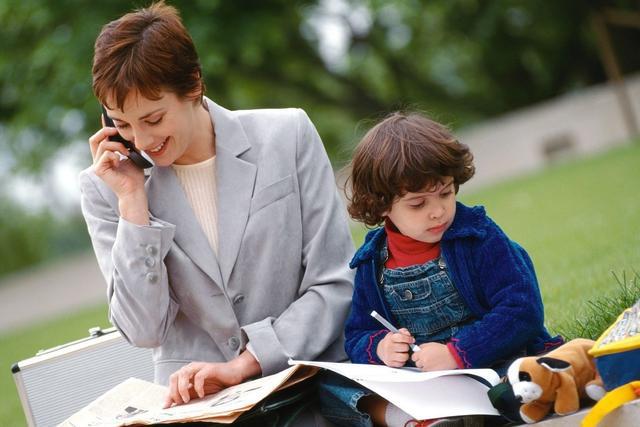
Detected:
left=80, top=1, right=354, bottom=411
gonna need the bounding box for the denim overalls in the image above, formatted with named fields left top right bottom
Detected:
left=318, top=243, right=474, bottom=427
left=379, top=243, right=473, bottom=345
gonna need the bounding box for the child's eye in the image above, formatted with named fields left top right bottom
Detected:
left=441, top=191, right=453, bottom=198
left=147, top=116, right=163, bottom=125
left=408, top=202, right=425, bottom=209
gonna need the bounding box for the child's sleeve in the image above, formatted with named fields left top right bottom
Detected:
left=448, top=220, right=547, bottom=368
left=344, top=267, right=388, bottom=365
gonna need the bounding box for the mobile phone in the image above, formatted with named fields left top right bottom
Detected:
left=101, top=105, right=153, bottom=169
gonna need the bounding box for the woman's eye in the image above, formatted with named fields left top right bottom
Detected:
left=147, top=117, right=163, bottom=125
left=116, top=123, right=130, bottom=129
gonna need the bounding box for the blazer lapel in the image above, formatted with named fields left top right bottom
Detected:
left=207, top=99, right=257, bottom=286
left=146, top=166, right=224, bottom=289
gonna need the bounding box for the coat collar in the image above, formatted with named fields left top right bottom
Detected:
left=205, top=98, right=257, bottom=286
left=349, top=202, right=488, bottom=268
left=146, top=166, right=224, bottom=287
left=146, top=97, right=257, bottom=290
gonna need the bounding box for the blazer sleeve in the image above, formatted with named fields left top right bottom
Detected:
left=240, top=110, right=355, bottom=375
left=79, top=170, right=179, bottom=347
left=449, top=220, right=546, bottom=368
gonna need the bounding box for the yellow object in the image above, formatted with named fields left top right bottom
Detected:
left=581, top=381, right=640, bottom=427
left=589, top=305, right=640, bottom=357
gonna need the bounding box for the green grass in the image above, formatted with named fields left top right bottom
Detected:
left=0, top=304, right=109, bottom=426
left=351, top=142, right=640, bottom=333
left=2, top=142, right=640, bottom=425
left=557, top=271, right=640, bottom=340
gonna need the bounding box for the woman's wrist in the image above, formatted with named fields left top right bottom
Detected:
left=229, top=350, right=262, bottom=382
left=118, top=191, right=149, bottom=225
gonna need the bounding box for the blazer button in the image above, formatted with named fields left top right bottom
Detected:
left=146, top=245, right=158, bottom=256
left=146, top=272, right=159, bottom=284
left=233, top=294, right=245, bottom=305
left=144, top=257, right=156, bottom=267
left=228, top=336, right=240, bottom=351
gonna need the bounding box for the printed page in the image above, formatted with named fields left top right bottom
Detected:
left=144, top=365, right=309, bottom=424
left=58, top=378, right=166, bottom=427
left=59, top=365, right=311, bottom=426
left=289, top=360, right=500, bottom=419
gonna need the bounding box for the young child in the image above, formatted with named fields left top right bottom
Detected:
left=319, top=112, right=563, bottom=427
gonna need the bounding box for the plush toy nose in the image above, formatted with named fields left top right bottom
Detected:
left=514, top=394, right=523, bottom=402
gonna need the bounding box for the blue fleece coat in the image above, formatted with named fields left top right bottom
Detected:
left=345, top=202, right=563, bottom=368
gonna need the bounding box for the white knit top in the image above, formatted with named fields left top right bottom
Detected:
left=171, top=156, right=218, bottom=254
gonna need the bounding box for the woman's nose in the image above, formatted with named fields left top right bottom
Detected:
left=131, top=131, right=150, bottom=150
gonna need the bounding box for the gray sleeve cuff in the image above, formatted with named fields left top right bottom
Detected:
left=244, top=342, right=261, bottom=365
left=113, top=216, right=176, bottom=260
left=241, top=318, right=289, bottom=376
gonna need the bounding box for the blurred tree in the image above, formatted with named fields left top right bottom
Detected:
left=0, top=0, right=639, bottom=278
left=0, top=195, right=51, bottom=276
left=1, top=0, right=638, bottom=171
left=0, top=194, right=90, bottom=277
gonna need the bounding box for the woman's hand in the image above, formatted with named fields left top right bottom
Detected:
left=163, top=350, right=262, bottom=408
left=163, top=361, right=243, bottom=408
left=89, top=126, right=145, bottom=197
left=376, top=328, right=415, bottom=367
left=411, top=342, right=458, bottom=371
left=89, top=125, right=149, bottom=224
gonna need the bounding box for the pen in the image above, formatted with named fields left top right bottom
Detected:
left=370, top=310, right=421, bottom=352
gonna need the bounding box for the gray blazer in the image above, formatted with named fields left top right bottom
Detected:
left=79, top=98, right=355, bottom=384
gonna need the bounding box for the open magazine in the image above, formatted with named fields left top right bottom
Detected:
left=59, top=360, right=500, bottom=426
left=289, top=360, right=501, bottom=420
left=58, top=365, right=318, bottom=426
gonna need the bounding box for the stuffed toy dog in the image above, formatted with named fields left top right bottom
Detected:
left=506, top=338, right=605, bottom=423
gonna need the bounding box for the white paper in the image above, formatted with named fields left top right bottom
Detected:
left=289, top=359, right=500, bottom=419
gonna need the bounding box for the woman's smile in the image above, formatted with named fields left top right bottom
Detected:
left=147, top=137, right=169, bottom=156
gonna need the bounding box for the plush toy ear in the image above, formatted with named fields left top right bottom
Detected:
left=537, top=357, right=571, bottom=372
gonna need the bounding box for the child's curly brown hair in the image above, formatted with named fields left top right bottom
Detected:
left=346, top=112, right=475, bottom=227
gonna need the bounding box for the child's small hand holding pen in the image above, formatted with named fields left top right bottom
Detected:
left=411, top=342, right=458, bottom=371
left=370, top=310, right=421, bottom=367
left=376, top=328, right=416, bottom=367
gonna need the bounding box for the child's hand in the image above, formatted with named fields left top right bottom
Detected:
left=376, top=328, right=415, bottom=367
left=411, top=342, right=458, bottom=371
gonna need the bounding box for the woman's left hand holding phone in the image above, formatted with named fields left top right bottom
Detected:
left=89, top=118, right=149, bottom=225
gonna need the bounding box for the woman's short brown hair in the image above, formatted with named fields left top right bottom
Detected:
left=347, top=112, right=475, bottom=226
left=92, top=1, right=204, bottom=110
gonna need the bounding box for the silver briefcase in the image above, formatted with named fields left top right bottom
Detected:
left=11, top=327, right=154, bottom=427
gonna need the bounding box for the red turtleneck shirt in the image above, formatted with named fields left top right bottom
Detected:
left=384, top=219, right=441, bottom=269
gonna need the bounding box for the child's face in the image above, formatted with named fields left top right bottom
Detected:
left=384, top=177, right=456, bottom=243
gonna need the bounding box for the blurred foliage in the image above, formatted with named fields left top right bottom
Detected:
left=0, top=195, right=52, bottom=276
left=0, top=0, right=639, bottom=278
left=2, top=0, right=639, bottom=171
left=0, top=193, right=90, bottom=277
